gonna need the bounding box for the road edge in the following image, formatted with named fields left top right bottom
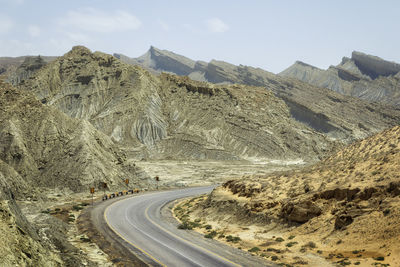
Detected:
left=77, top=195, right=149, bottom=267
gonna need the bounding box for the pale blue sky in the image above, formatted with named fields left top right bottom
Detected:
left=0, top=0, right=399, bottom=73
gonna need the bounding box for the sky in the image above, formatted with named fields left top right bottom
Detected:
left=0, top=0, right=399, bottom=73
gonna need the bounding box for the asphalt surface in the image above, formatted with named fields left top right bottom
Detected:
left=104, top=186, right=275, bottom=267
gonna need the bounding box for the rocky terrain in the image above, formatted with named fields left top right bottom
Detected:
left=16, top=46, right=338, bottom=162
left=187, top=125, right=400, bottom=266
left=116, top=47, right=400, bottom=142
left=280, top=51, right=400, bottom=107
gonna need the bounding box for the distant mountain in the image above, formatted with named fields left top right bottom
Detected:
left=17, top=46, right=337, bottom=162
left=114, top=47, right=400, bottom=142
left=280, top=51, right=400, bottom=106
left=0, top=55, right=56, bottom=80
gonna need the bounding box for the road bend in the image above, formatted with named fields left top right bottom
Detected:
left=104, top=186, right=275, bottom=267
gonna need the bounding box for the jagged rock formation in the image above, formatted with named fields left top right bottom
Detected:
left=280, top=51, right=400, bottom=106
left=18, top=46, right=336, bottom=162
left=115, top=47, right=400, bottom=142
left=0, top=81, right=148, bottom=193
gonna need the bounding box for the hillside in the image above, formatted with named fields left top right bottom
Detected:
left=0, top=81, right=149, bottom=194
left=17, top=46, right=336, bottom=162
left=189, top=126, right=400, bottom=266
left=280, top=51, right=400, bottom=107
left=115, top=47, right=400, bottom=142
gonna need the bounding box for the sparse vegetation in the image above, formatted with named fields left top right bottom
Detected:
left=204, top=231, right=217, bottom=239
left=226, top=235, right=241, bottom=243
left=275, top=237, right=284, bottom=242
left=285, top=241, right=298, bottom=247
left=204, top=224, right=212, bottom=230
left=178, top=222, right=193, bottom=230
left=248, top=247, right=260, bottom=252
left=271, top=255, right=279, bottom=261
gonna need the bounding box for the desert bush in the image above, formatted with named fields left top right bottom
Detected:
left=286, top=241, right=298, bottom=247
left=248, top=247, right=260, bottom=252
left=275, top=237, right=284, bottom=242
left=178, top=222, right=193, bottom=230
left=271, top=255, right=278, bottom=261
left=204, top=231, right=217, bottom=239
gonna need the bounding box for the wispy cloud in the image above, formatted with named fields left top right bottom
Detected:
left=0, top=16, right=13, bottom=34
left=205, top=18, right=229, bottom=33
left=158, top=20, right=170, bottom=31
left=28, top=25, right=41, bottom=37
left=59, top=8, right=142, bottom=33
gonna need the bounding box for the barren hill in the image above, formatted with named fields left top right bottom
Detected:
left=280, top=51, right=400, bottom=107
left=115, top=47, right=400, bottom=142
left=191, top=125, right=400, bottom=266
left=18, top=46, right=336, bottom=162
left=0, top=81, right=148, bottom=194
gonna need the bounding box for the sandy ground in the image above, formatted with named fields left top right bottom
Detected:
left=135, top=159, right=302, bottom=187
left=18, top=190, right=114, bottom=266
left=173, top=194, right=398, bottom=267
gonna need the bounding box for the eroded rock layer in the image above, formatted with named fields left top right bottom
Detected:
left=19, top=46, right=335, bottom=161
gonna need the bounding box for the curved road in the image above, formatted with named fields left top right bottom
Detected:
left=103, top=186, right=274, bottom=267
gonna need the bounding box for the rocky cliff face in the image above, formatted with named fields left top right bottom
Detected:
left=116, top=47, right=400, bottom=142
left=0, top=81, right=149, bottom=193
left=280, top=51, right=400, bottom=106
left=17, top=46, right=336, bottom=162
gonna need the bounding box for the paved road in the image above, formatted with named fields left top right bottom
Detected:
left=104, top=186, right=274, bottom=267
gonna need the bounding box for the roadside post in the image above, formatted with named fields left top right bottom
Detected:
left=155, top=176, right=160, bottom=190
left=90, top=187, right=95, bottom=206
left=102, top=182, right=107, bottom=199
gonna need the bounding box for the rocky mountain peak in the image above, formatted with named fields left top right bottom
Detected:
left=351, top=51, right=400, bottom=79
left=293, top=61, right=320, bottom=70
left=67, top=45, right=92, bottom=57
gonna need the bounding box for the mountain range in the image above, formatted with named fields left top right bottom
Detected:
left=280, top=51, right=400, bottom=107
left=115, top=47, right=400, bottom=142
left=15, top=46, right=335, bottom=162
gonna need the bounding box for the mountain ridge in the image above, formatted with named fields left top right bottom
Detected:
left=114, top=46, right=400, bottom=142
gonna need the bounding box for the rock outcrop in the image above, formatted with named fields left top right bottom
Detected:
left=18, top=46, right=336, bottom=162
left=116, top=47, right=400, bottom=142
left=280, top=51, right=400, bottom=106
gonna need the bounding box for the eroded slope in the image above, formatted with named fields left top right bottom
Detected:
left=0, top=81, right=148, bottom=193
left=19, top=46, right=334, bottom=161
